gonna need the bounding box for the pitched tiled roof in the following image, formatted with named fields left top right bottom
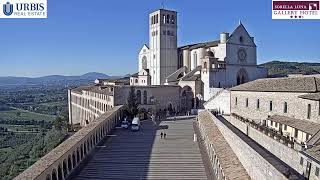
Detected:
left=302, top=145, right=320, bottom=164
left=299, top=92, right=320, bottom=101
left=131, top=72, right=138, bottom=77
left=181, top=74, right=201, bottom=81
left=71, top=85, right=113, bottom=95
left=71, top=85, right=95, bottom=93
left=267, top=115, right=320, bottom=135
left=230, top=76, right=320, bottom=92
left=179, top=40, right=220, bottom=50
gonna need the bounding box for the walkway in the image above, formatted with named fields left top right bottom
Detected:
left=72, top=117, right=208, bottom=180
left=216, top=115, right=304, bottom=179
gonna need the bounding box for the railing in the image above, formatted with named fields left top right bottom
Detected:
left=14, top=105, right=124, bottom=180
left=197, top=121, right=226, bottom=180
left=230, top=113, right=295, bottom=149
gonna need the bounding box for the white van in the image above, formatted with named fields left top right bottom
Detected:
left=131, top=117, right=140, bottom=131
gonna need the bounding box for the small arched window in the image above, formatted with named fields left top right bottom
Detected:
left=171, top=15, right=175, bottom=24
left=136, top=90, right=141, bottom=104
left=166, top=14, right=170, bottom=23
left=284, top=102, right=288, bottom=113
left=52, top=169, right=57, bottom=180
left=142, top=56, right=147, bottom=69
left=307, top=104, right=311, bottom=119
left=193, top=52, right=197, bottom=69
left=155, top=14, right=158, bottom=23
left=135, top=79, right=138, bottom=83
left=143, top=90, right=147, bottom=104
left=178, top=54, right=183, bottom=68
left=63, top=160, right=67, bottom=177
left=239, top=36, right=244, bottom=43
left=72, top=153, right=76, bottom=167
left=68, top=155, right=72, bottom=172
left=57, top=165, right=63, bottom=180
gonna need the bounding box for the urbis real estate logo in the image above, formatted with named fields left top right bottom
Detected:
left=1, top=0, right=47, bottom=18
left=272, top=0, right=320, bottom=19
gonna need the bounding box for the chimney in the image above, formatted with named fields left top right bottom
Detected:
left=220, top=32, right=229, bottom=44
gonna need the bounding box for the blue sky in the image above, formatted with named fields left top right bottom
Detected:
left=0, top=0, right=319, bottom=77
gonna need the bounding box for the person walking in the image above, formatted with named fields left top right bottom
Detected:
left=164, top=132, right=167, bottom=139
left=160, top=132, right=163, bottom=139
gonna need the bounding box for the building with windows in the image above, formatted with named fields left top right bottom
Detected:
left=225, top=75, right=320, bottom=179
left=230, top=75, right=320, bottom=126
left=68, top=83, right=182, bottom=126
left=133, top=8, right=267, bottom=109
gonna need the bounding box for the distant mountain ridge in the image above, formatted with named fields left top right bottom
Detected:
left=1, top=61, right=320, bottom=85
left=259, top=61, right=320, bottom=77
left=0, top=72, right=120, bottom=86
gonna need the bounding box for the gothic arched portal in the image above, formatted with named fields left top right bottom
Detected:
left=236, top=68, right=249, bottom=85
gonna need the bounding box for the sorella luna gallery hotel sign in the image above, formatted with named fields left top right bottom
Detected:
left=0, top=0, right=47, bottom=18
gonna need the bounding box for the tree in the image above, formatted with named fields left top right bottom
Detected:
left=52, top=116, right=68, bottom=131
left=16, top=112, right=21, bottom=117
left=126, top=86, right=139, bottom=119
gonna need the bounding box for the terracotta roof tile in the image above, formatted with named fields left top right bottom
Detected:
left=230, top=76, right=320, bottom=92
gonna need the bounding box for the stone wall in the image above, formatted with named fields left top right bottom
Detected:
left=230, top=91, right=320, bottom=124
left=69, top=89, right=114, bottom=125
left=14, top=106, right=124, bottom=180
left=197, top=111, right=250, bottom=180
left=114, top=85, right=181, bottom=111
left=224, top=115, right=305, bottom=175
left=204, top=89, right=230, bottom=114
left=202, top=111, right=302, bottom=179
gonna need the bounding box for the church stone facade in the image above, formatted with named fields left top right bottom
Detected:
left=133, top=8, right=267, bottom=105
left=69, top=8, right=268, bottom=126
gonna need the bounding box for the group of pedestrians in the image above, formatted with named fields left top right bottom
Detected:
left=160, top=132, right=167, bottom=139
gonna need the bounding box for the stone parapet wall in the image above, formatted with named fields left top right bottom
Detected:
left=200, top=110, right=303, bottom=180
left=213, top=115, right=287, bottom=179
left=14, top=106, right=124, bottom=180
left=197, top=111, right=250, bottom=180
left=225, top=115, right=305, bottom=174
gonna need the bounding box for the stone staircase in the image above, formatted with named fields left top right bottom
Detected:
left=72, top=118, right=208, bottom=180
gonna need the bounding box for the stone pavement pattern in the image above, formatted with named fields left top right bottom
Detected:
left=72, top=117, right=208, bottom=179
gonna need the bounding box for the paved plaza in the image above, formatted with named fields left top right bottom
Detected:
left=72, top=117, right=208, bottom=180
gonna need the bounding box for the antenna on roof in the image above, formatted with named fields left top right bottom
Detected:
left=239, top=19, right=242, bottom=25
left=161, top=0, right=165, bottom=9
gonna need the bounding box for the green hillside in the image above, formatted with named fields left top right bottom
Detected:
left=259, top=61, right=320, bottom=77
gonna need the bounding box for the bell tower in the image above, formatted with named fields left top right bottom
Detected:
left=149, top=9, right=178, bottom=85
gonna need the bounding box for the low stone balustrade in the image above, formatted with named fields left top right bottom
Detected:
left=14, top=106, right=124, bottom=180
left=197, top=111, right=250, bottom=180
left=230, top=113, right=296, bottom=149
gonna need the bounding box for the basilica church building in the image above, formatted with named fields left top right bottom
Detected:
left=131, top=8, right=267, bottom=105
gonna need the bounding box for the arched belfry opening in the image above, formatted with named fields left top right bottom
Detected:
left=236, top=68, right=249, bottom=85
left=142, top=56, right=147, bottom=69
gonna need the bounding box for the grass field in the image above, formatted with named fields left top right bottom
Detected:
left=0, top=108, right=56, bottom=121
left=39, top=101, right=67, bottom=107
left=0, top=124, right=40, bottom=132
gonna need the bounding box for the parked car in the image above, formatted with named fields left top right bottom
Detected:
left=131, top=117, right=140, bottom=131
left=121, top=121, right=129, bottom=129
